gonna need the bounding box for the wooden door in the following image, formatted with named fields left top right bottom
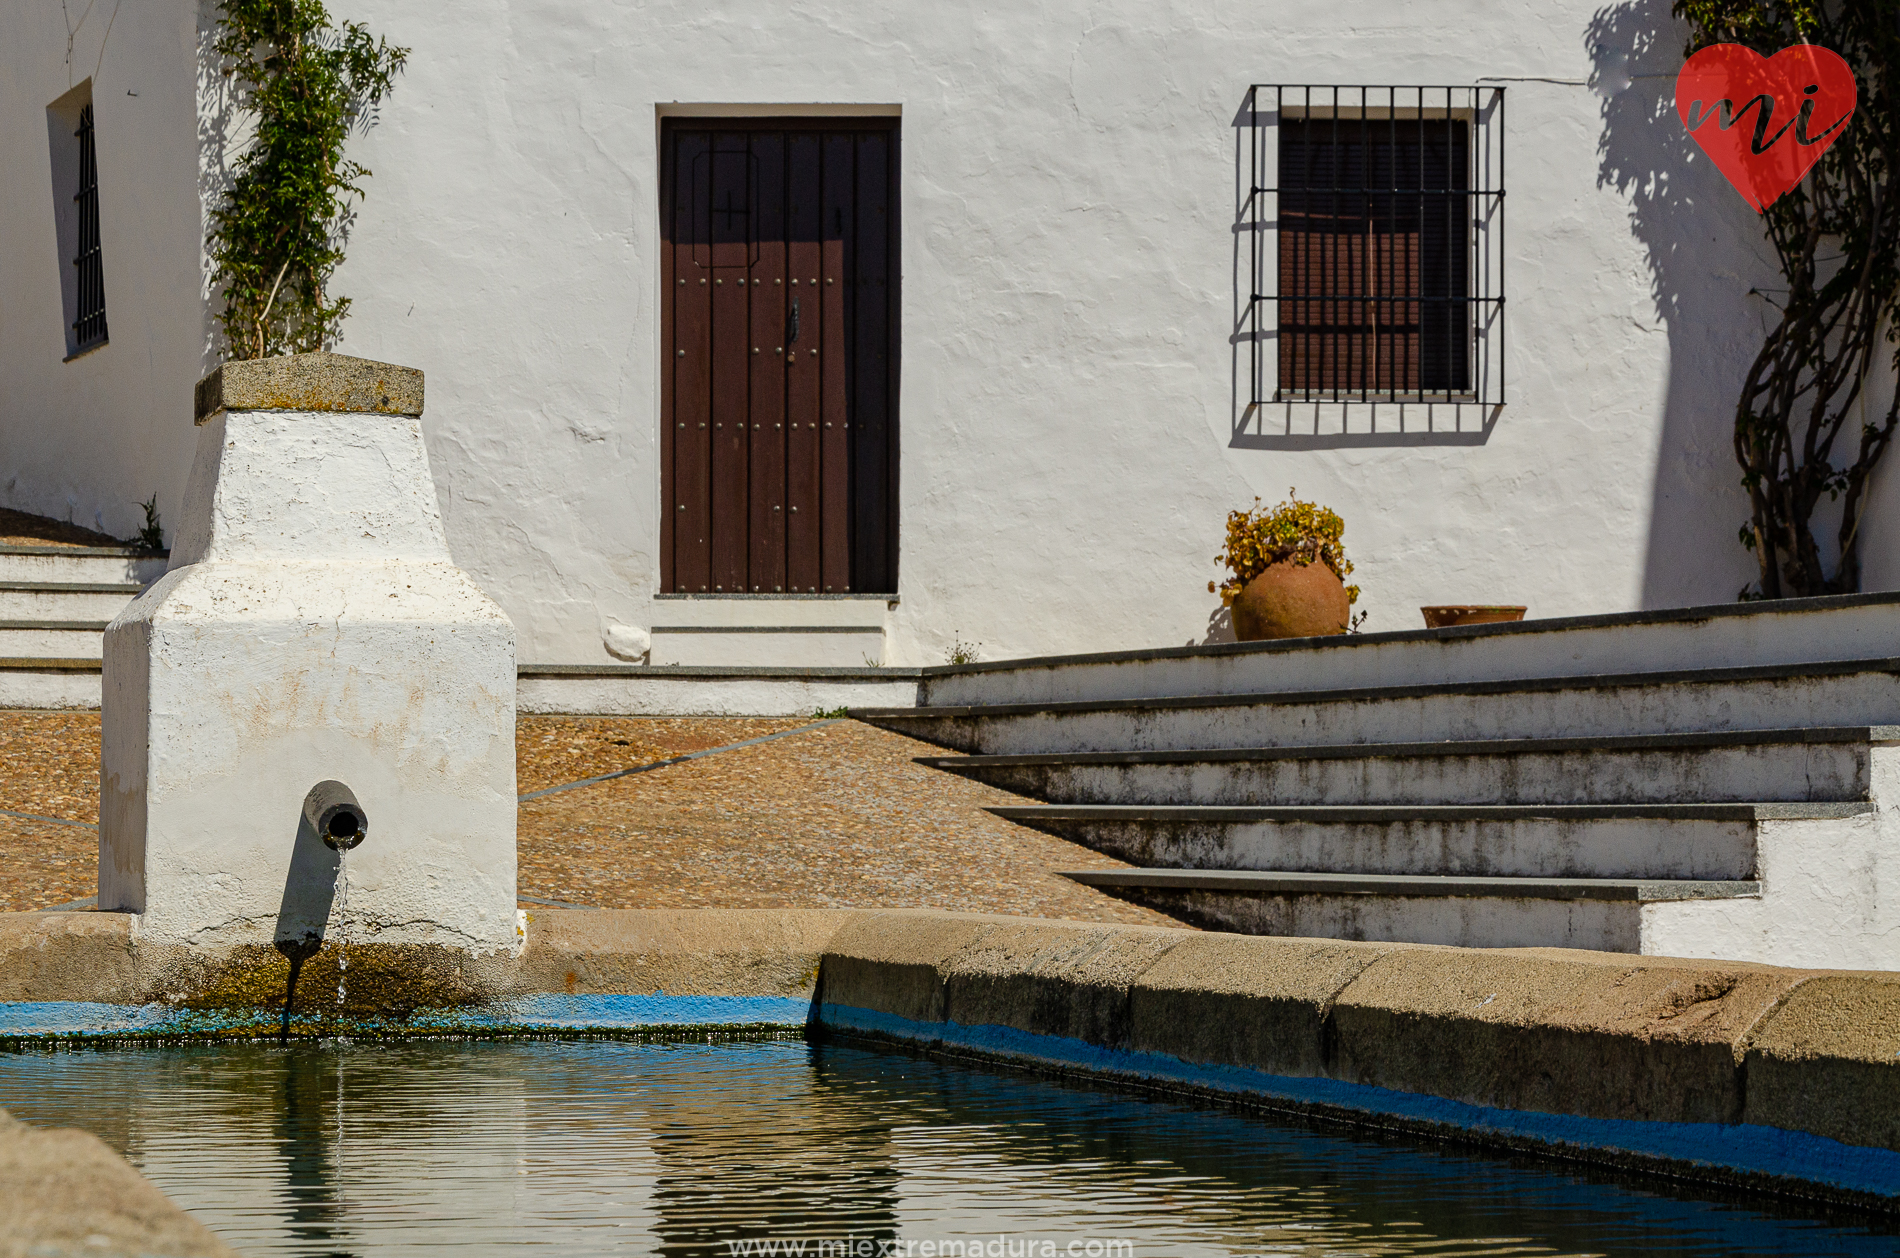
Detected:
left=661, top=118, right=898, bottom=594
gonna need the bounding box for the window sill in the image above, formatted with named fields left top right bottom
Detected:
left=62, top=340, right=108, bottom=364
left=1271, top=393, right=1482, bottom=406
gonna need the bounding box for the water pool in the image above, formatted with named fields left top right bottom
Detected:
left=2, top=1037, right=1894, bottom=1257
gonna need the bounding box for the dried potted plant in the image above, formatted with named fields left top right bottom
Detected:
left=1210, top=490, right=1362, bottom=641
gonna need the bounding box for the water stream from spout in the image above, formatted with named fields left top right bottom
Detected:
left=334, top=846, right=350, bottom=1013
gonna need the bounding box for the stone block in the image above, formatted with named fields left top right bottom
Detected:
left=1328, top=947, right=1801, bottom=1124
left=1743, top=972, right=1900, bottom=1149
left=193, top=351, right=423, bottom=423
left=1129, top=933, right=1397, bottom=1077
left=516, top=908, right=858, bottom=998
left=816, top=909, right=1021, bottom=1025
left=0, top=1107, right=239, bottom=1257
left=939, top=918, right=1188, bottom=1048
left=0, top=911, right=138, bottom=1002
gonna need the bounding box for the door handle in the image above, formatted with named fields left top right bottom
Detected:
left=787, top=297, right=800, bottom=346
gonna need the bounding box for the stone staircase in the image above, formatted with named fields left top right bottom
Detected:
left=0, top=544, right=165, bottom=707
left=854, top=594, right=1900, bottom=969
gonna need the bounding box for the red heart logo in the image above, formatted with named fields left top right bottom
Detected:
left=1676, top=43, right=1857, bottom=212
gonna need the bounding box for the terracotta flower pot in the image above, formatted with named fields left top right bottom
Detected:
left=1232, top=560, right=1351, bottom=641
left=1420, top=605, right=1527, bottom=629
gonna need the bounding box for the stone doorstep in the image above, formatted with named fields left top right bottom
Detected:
left=651, top=625, right=885, bottom=632
left=648, top=625, right=887, bottom=669
left=1054, top=867, right=1762, bottom=902
left=650, top=594, right=896, bottom=629
left=6, top=907, right=1900, bottom=1208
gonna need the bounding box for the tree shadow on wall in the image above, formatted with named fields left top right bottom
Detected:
left=195, top=1, right=237, bottom=375
left=1588, top=0, right=1788, bottom=606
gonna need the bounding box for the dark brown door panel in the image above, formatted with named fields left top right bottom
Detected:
left=660, top=117, right=899, bottom=594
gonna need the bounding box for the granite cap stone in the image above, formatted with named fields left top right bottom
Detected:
left=194, top=351, right=424, bottom=424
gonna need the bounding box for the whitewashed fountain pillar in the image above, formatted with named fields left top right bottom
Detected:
left=100, top=353, right=518, bottom=950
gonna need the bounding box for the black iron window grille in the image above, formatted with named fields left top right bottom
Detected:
left=71, top=102, right=108, bottom=351
left=1238, top=85, right=1503, bottom=430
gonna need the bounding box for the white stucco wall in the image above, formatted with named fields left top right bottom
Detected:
left=3, top=0, right=1887, bottom=666
left=0, top=1, right=203, bottom=543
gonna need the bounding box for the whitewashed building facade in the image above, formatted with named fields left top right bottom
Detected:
left=3, top=0, right=1896, bottom=676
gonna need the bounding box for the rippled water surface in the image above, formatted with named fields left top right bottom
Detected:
left=2, top=1037, right=1897, bottom=1257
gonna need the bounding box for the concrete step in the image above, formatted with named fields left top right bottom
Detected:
left=1056, top=867, right=1760, bottom=952
left=651, top=593, right=895, bottom=627
left=0, top=545, right=166, bottom=584
left=648, top=626, right=886, bottom=667
left=995, top=800, right=1866, bottom=880
left=858, top=658, right=1900, bottom=754
left=0, top=623, right=108, bottom=658
left=916, top=592, right=1900, bottom=710
left=517, top=663, right=922, bottom=716
left=1059, top=866, right=1759, bottom=901
left=919, top=727, right=1882, bottom=806
left=0, top=658, right=102, bottom=708
left=0, top=581, right=143, bottom=621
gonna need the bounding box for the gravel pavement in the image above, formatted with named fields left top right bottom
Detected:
left=0, top=711, right=1173, bottom=926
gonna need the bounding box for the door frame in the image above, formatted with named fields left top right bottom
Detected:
left=657, top=111, right=901, bottom=596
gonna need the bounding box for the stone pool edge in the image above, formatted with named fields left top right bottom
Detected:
left=7, top=905, right=1900, bottom=1213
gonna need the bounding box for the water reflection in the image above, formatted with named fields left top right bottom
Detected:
left=0, top=1038, right=1896, bottom=1257
left=273, top=1049, right=353, bottom=1255
left=645, top=1045, right=899, bottom=1253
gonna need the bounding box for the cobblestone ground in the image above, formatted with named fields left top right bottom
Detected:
left=0, top=712, right=1174, bottom=926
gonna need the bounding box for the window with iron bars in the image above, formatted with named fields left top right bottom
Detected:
left=1240, top=86, right=1503, bottom=414
left=71, top=101, right=107, bottom=351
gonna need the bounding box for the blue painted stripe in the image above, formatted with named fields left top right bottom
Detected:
left=816, top=1002, right=1900, bottom=1202
left=0, top=1001, right=177, bottom=1035
left=496, top=994, right=812, bottom=1027
left=0, top=994, right=812, bottom=1037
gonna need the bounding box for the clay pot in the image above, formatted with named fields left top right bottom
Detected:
left=1232, top=560, right=1351, bottom=641
left=1420, top=605, right=1527, bottom=629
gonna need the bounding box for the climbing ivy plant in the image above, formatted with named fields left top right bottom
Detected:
left=207, top=0, right=407, bottom=360
left=1676, top=0, right=1900, bottom=598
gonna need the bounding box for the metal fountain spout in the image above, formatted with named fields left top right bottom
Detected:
left=303, top=781, right=367, bottom=851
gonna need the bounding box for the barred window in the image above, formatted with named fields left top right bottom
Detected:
left=1241, top=86, right=1503, bottom=416
left=47, top=82, right=108, bottom=359
left=71, top=101, right=108, bottom=351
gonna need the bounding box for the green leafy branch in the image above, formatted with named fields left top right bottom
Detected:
left=207, top=0, right=407, bottom=360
